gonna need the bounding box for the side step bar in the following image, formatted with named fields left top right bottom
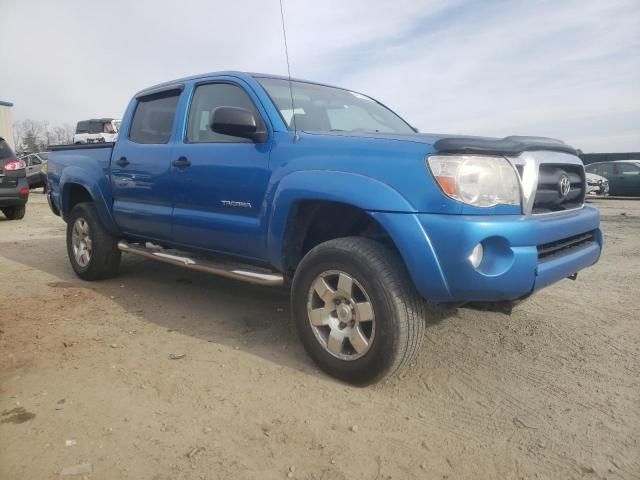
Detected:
left=117, top=240, right=284, bottom=287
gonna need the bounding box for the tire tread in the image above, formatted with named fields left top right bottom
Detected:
left=292, top=237, right=426, bottom=384
left=67, top=202, right=121, bottom=280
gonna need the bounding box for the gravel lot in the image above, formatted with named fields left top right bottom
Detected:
left=1, top=193, right=638, bottom=480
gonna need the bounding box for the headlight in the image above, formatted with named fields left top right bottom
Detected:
left=427, top=155, right=521, bottom=208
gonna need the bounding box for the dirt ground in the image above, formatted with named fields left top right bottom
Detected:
left=0, top=192, right=638, bottom=480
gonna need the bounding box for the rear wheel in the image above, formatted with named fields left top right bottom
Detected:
left=67, top=203, right=121, bottom=280
left=291, top=237, right=427, bottom=385
left=1, top=205, right=26, bottom=220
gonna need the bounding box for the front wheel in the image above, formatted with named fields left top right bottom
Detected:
left=291, top=237, right=427, bottom=385
left=67, top=202, right=121, bottom=280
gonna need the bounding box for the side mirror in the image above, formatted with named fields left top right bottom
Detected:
left=210, top=106, right=266, bottom=143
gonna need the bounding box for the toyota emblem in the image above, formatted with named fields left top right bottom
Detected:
left=558, top=174, right=571, bottom=197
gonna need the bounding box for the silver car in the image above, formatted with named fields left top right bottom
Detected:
left=22, top=152, right=49, bottom=189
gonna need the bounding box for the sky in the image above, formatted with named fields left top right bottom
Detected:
left=0, top=0, right=638, bottom=153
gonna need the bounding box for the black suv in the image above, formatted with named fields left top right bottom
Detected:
left=0, top=137, right=28, bottom=220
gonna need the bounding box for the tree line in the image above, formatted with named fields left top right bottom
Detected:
left=13, top=120, right=75, bottom=154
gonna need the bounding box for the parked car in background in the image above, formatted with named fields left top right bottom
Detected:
left=585, top=160, right=640, bottom=196
left=73, top=118, right=120, bottom=144
left=23, top=151, right=49, bottom=189
left=585, top=172, right=609, bottom=196
left=0, top=137, right=28, bottom=220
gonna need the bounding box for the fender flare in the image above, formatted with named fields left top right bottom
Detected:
left=266, top=170, right=416, bottom=269
left=60, top=167, right=119, bottom=235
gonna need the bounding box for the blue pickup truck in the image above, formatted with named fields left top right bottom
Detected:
left=48, top=71, right=602, bottom=384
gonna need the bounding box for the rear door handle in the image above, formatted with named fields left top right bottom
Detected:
left=172, top=157, right=191, bottom=168
left=116, top=157, right=129, bottom=167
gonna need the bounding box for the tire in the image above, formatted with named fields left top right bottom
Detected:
left=291, top=237, right=426, bottom=385
left=66, top=202, right=121, bottom=280
left=2, top=205, right=26, bottom=220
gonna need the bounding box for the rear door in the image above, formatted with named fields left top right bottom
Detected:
left=614, top=163, right=640, bottom=196
left=110, top=89, right=182, bottom=241
left=170, top=79, right=272, bottom=259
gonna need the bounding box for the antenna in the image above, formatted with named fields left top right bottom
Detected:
left=278, top=0, right=297, bottom=137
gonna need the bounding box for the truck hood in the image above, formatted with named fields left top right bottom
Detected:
left=306, top=131, right=578, bottom=156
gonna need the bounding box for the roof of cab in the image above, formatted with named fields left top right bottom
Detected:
left=134, top=71, right=344, bottom=98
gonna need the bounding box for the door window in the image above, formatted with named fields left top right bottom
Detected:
left=616, top=163, right=640, bottom=175
left=30, top=156, right=42, bottom=166
left=186, top=83, right=264, bottom=143
left=598, top=163, right=615, bottom=176
left=129, top=91, right=181, bottom=144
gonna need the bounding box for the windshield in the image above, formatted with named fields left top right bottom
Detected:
left=258, top=78, right=415, bottom=134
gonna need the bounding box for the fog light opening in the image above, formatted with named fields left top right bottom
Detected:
left=469, top=243, right=484, bottom=269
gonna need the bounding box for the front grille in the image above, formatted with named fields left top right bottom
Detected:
left=532, top=164, right=585, bottom=214
left=537, top=230, right=596, bottom=261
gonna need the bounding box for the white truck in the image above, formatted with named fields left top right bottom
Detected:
left=72, top=118, right=121, bottom=144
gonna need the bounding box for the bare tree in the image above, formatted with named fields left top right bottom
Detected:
left=42, top=120, right=55, bottom=148
left=12, top=119, right=76, bottom=152
left=52, top=124, right=74, bottom=145
left=12, top=121, right=25, bottom=153
left=19, top=119, right=45, bottom=153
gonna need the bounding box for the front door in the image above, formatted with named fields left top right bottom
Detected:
left=111, top=89, right=181, bottom=241
left=171, top=80, right=272, bottom=260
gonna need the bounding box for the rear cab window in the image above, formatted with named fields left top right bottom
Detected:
left=129, top=91, right=181, bottom=144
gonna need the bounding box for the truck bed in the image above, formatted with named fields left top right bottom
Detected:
left=47, top=143, right=115, bottom=227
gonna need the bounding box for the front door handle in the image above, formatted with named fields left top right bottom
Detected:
left=172, top=156, right=191, bottom=168
left=116, top=157, right=129, bottom=167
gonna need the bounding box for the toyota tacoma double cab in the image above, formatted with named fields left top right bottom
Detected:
left=47, top=72, right=603, bottom=384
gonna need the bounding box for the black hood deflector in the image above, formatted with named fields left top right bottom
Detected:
left=433, top=135, right=577, bottom=156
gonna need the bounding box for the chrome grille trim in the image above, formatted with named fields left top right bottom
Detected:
left=506, top=151, right=585, bottom=215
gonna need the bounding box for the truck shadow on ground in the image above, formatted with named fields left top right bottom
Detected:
left=1, top=236, right=453, bottom=382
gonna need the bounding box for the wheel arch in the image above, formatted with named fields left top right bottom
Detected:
left=267, top=170, right=416, bottom=273
left=59, top=172, right=119, bottom=235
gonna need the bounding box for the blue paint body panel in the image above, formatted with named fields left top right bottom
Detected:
left=371, top=206, right=602, bottom=302
left=47, top=71, right=603, bottom=303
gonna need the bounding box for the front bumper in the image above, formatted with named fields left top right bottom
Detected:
left=587, top=181, right=609, bottom=196
left=371, top=206, right=602, bottom=303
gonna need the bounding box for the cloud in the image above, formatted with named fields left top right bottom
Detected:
left=0, top=0, right=638, bottom=152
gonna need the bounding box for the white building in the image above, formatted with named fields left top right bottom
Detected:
left=0, top=100, right=15, bottom=150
